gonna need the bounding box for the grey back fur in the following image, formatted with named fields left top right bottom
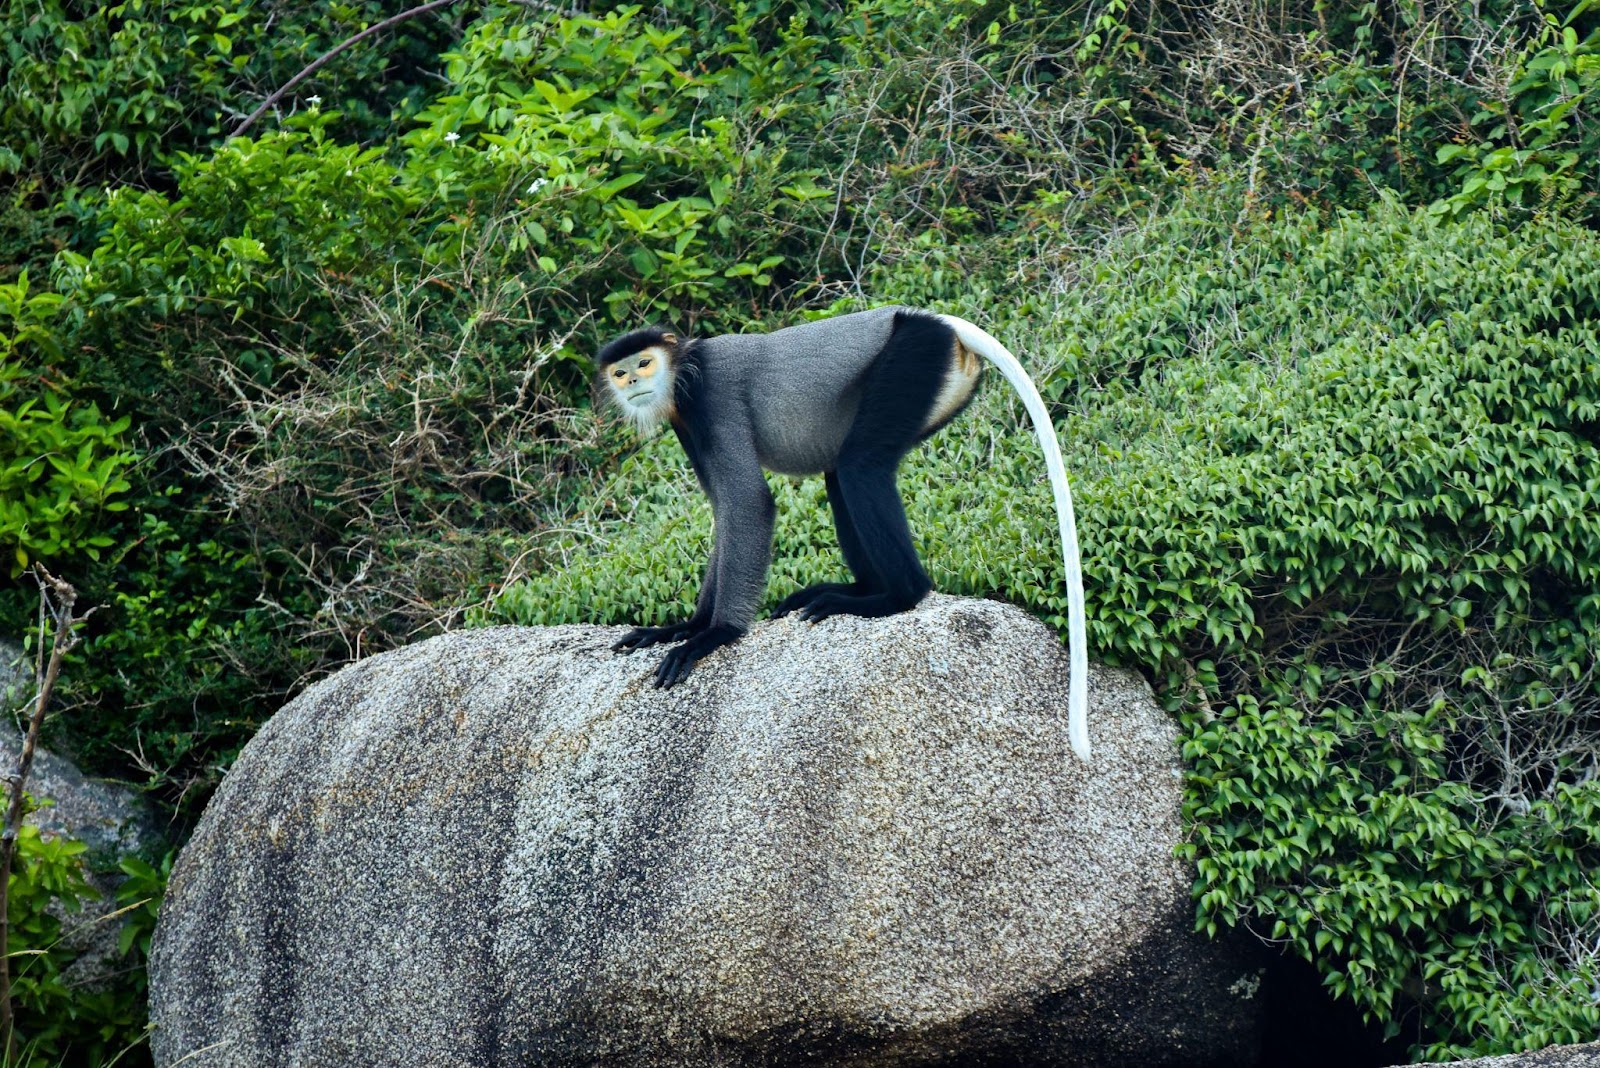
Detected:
left=696, top=306, right=907, bottom=476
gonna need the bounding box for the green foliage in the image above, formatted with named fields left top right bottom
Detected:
left=57, top=110, right=419, bottom=398
left=0, top=273, right=132, bottom=576
left=2, top=813, right=168, bottom=1066
left=31, top=496, right=307, bottom=817
left=113, top=853, right=169, bottom=963
left=1433, top=4, right=1600, bottom=218
left=6, top=821, right=95, bottom=1039
left=405, top=5, right=819, bottom=329
left=4, top=817, right=105, bottom=1065
left=0, top=0, right=453, bottom=273
left=488, top=195, right=1600, bottom=1059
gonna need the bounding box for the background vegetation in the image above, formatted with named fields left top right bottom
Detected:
left=1, top=0, right=1597, bottom=1062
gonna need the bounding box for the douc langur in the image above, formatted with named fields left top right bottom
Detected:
left=597, top=307, right=1090, bottom=761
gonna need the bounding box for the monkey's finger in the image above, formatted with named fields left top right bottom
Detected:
left=654, top=650, right=691, bottom=688
left=797, top=598, right=837, bottom=623
left=615, top=626, right=676, bottom=651
left=773, top=595, right=819, bottom=618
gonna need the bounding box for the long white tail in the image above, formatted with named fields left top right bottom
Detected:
left=937, top=313, right=1090, bottom=762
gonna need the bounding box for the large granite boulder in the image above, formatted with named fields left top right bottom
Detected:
left=150, top=595, right=1263, bottom=1066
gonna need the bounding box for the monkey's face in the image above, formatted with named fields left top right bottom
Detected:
left=602, top=342, right=675, bottom=429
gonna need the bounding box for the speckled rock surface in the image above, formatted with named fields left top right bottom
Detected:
left=1, top=640, right=29, bottom=710
left=0, top=729, right=157, bottom=863
left=150, top=595, right=1262, bottom=1067
left=1403, top=1044, right=1600, bottom=1067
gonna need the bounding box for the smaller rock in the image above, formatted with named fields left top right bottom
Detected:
left=1, top=640, right=30, bottom=713
left=0, top=640, right=164, bottom=990
left=1401, top=1043, right=1600, bottom=1068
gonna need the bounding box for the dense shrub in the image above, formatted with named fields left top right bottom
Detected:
left=1433, top=5, right=1600, bottom=220
left=488, top=196, right=1600, bottom=1058
left=0, top=274, right=132, bottom=576
left=41, top=495, right=311, bottom=812
left=2, top=815, right=159, bottom=1065
left=0, top=0, right=457, bottom=274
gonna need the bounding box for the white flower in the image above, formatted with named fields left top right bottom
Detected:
left=526, top=178, right=550, bottom=195
left=444, top=131, right=460, bottom=144
left=307, top=95, right=322, bottom=107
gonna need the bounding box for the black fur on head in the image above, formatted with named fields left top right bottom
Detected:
left=596, top=325, right=680, bottom=369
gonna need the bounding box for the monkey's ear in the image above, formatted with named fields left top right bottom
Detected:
left=660, top=333, right=678, bottom=346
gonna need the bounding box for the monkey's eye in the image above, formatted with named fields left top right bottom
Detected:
left=638, top=357, right=653, bottom=369
left=612, top=369, right=626, bottom=380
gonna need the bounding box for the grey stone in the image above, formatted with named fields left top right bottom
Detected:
left=1, top=640, right=164, bottom=990
left=1403, top=1043, right=1600, bottom=1068
left=150, top=595, right=1262, bottom=1066
left=1, top=639, right=31, bottom=715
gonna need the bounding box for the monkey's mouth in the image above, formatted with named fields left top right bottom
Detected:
left=624, top=388, right=657, bottom=405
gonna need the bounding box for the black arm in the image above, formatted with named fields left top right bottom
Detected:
left=649, top=424, right=773, bottom=687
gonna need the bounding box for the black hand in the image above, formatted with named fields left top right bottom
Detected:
left=613, top=621, right=701, bottom=652
left=771, top=582, right=861, bottom=619
left=653, top=624, right=743, bottom=688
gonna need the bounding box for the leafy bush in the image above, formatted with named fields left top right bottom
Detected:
left=487, top=194, right=1600, bottom=1059
left=2, top=811, right=169, bottom=1066
left=1434, top=5, right=1600, bottom=219
left=0, top=273, right=132, bottom=576
left=56, top=111, right=421, bottom=410
left=4, top=817, right=110, bottom=1065
left=0, top=0, right=454, bottom=274
left=403, top=5, right=823, bottom=329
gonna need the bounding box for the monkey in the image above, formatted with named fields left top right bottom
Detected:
left=597, top=307, right=1090, bottom=761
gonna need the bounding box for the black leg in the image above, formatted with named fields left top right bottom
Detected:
left=826, top=469, right=882, bottom=589
left=616, top=535, right=718, bottom=651
left=797, top=460, right=931, bottom=622
left=772, top=471, right=883, bottom=618
left=794, top=313, right=946, bottom=624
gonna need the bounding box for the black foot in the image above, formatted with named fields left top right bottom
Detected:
left=798, top=591, right=921, bottom=623
left=654, top=624, right=743, bottom=688
left=612, top=621, right=700, bottom=652
left=771, top=582, right=863, bottom=619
